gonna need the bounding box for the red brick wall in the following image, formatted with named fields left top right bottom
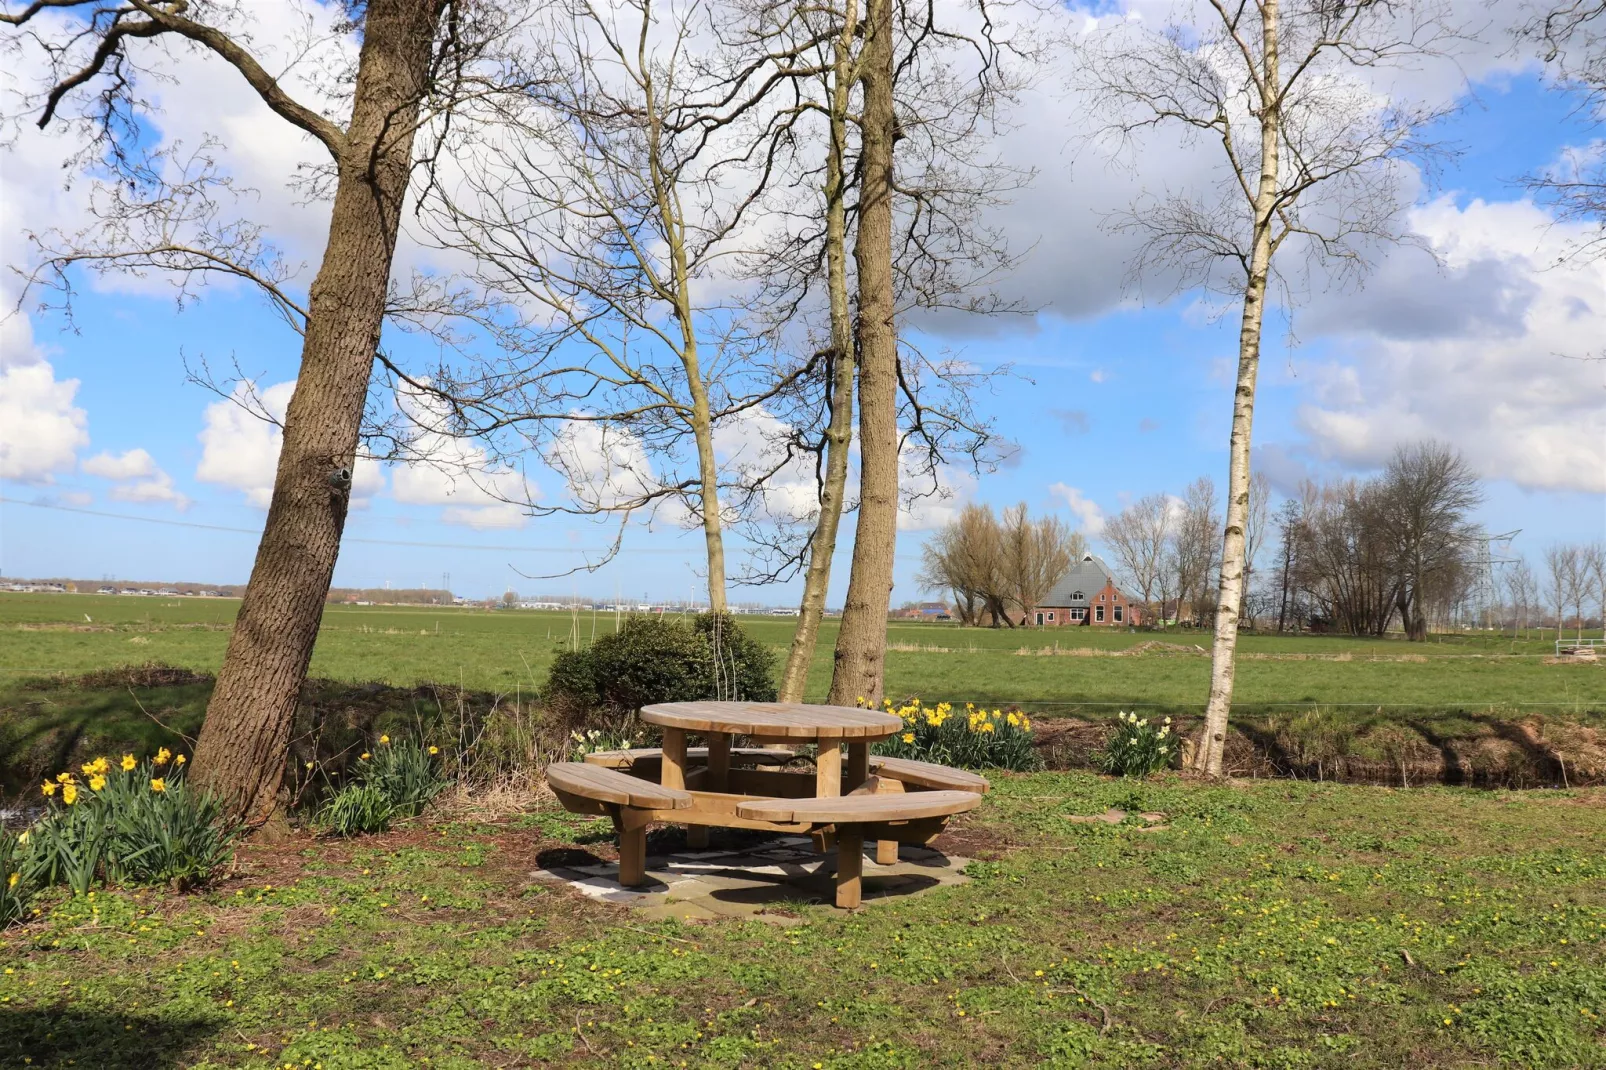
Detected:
left=1032, top=579, right=1141, bottom=627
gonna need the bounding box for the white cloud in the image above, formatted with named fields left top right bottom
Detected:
left=545, top=417, right=680, bottom=524
left=1049, top=482, right=1107, bottom=536
left=0, top=305, right=88, bottom=483
left=1295, top=197, right=1606, bottom=494
left=196, top=380, right=383, bottom=507
left=392, top=383, right=534, bottom=529
left=898, top=447, right=977, bottom=532
left=83, top=448, right=190, bottom=508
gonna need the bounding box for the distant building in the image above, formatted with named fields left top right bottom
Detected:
left=1031, top=553, right=1141, bottom=627
left=97, top=585, right=117, bottom=595
left=895, top=601, right=951, bottom=620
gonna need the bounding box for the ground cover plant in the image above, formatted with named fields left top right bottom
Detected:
left=1098, top=712, right=1180, bottom=777
left=0, top=772, right=1600, bottom=1067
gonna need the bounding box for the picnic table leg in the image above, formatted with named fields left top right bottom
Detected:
left=815, top=737, right=843, bottom=797
left=846, top=741, right=869, bottom=791
left=875, top=839, right=899, bottom=865
left=706, top=732, right=732, bottom=790
left=660, top=727, right=687, bottom=790
left=835, top=826, right=864, bottom=908
left=615, top=807, right=650, bottom=887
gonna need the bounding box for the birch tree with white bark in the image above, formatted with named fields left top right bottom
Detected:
left=1078, top=0, right=1464, bottom=775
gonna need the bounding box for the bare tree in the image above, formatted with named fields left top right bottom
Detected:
left=1545, top=543, right=1582, bottom=638
left=1103, top=493, right=1172, bottom=627
left=1297, top=478, right=1400, bottom=637
left=1378, top=440, right=1483, bottom=641
left=1505, top=555, right=1540, bottom=639
left=998, top=503, right=1082, bottom=624
left=1169, top=476, right=1221, bottom=627
left=3, top=0, right=516, bottom=825
left=1520, top=1, right=1606, bottom=261
left=1241, top=470, right=1270, bottom=627
left=1269, top=496, right=1304, bottom=632
left=917, top=504, right=1011, bottom=627
left=1583, top=541, right=1606, bottom=638
left=1079, top=0, right=1462, bottom=774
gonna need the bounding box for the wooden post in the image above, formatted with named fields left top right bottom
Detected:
left=615, top=807, right=649, bottom=887
left=875, top=840, right=898, bottom=865
left=815, top=738, right=843, bottom=798
left=661, top=727, right=687, bottom=790
left=846, top=741, right=869, bottom=791
left=706, top=732, right=732, bottom=791
left=835, top=825, right=864, bottom=909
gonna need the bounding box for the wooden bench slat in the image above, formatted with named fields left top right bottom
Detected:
left=546, top=762, right=694, bottom=810
left=734, top=789, right=982, bottom=825
left=868, top=756, right=990, bottom=793
left=582, top=747, right=797, bottom=769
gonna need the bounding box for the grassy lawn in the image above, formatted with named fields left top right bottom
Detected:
left=4, top=593, right=1600, bottom=715
left=1, top=772, right=1601, bottom=1068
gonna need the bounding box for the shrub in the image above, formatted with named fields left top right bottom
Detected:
left=545, top=613, right=777, bottom=729
left=0, top=829, right=28, bottom=927
left=870, top=700, right=1041, bottom=771
left=1098, top=712, right=1178, bottom=778
left=21, top=750, right=237, bottom=894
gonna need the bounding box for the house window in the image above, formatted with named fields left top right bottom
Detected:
left=1095, top=605, right=1105, bottom=623
left=1114, top=605, right=1123, bottom=623
left=1072, top=591, right=1083, bottom=601
left=1070, top=607, right=1085, bottom=621
left=1047, top=612, right=1055, bottom=622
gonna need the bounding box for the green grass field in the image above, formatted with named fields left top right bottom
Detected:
left=4, top=593, right=1601, bottom=715
left=2, top=773, right=1601, bottom=1068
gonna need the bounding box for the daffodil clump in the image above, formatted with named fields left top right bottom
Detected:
left=1098, top=711, right=1179, bottom=778
left=319, top=734, right=447, bottom=836
left=867, top=699, right=1040, bottom=771
left=13, top=748, right=236, bottom=902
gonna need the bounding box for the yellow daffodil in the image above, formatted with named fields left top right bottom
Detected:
left=89, top=774, right=107, bottom=792
left=41, top=781, right=57, bottom=797
left=154, top=747, right=172, bottom=766
left=15, top=832, right=26, bottom=845
left=81, top=757, right=109, bottom=776
left=6, top=872, right=17, bottom=889
left=62, top=783, right=79, bottom=805
left=902, top=733, right=915, bottom=744
left=427, top=746, right=439, bottom=756
left=121, top=754, right=137, bottom=771
left=150, top=778, right=167, bottom=793
left=55, top=772, right=74, bottom=784
left=379, top=734, right=391, bottom=745
left=174, top=754, right=186, bottom=766
left=360, top=752, right=371, bottom=761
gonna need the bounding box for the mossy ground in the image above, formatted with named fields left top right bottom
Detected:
left=3, top=772, right=1602, bottom=1069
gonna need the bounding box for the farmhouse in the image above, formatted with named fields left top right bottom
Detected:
left=1031, top=553, right=1142, bottom=627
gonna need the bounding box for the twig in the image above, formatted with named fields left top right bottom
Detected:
left=574, top=1012, right=595, bottom=1054
left=1050, top=981, right=1113, bottom=1035
left=128, top=686, right=197, bottom=746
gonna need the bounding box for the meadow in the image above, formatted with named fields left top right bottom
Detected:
left=3, top=592, right=1600, bottom=715
left=2, top=771, right=1601, bottom=1068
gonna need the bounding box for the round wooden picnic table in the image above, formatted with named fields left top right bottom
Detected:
left=639, top=700, right=901, bottom=804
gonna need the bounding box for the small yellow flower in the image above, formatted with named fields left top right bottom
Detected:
left=379, top=735, right=390, bottom=745
left=121, top=754, right=137, bottom=771
left=81, top=757, right=108, bottom=776
left=56, top=772, right=74, bottom=784
left=150, top=778, right=167, bottom=793
left=174, top=754, right=187, bottom=766
left=6, top=873, right=17, bottom=889
left=89, top=774, right=107, bottom=792
left=902, top=733, right=915, bottom=744
left=427, top=746, right=439, bottom=755
left=154, top=747, right=172, bottom=766
left=62, top=783, right=79, bottom=805
left=360, top=752, right=371, bottom=761
left=41, top=781, right=57, bottom=797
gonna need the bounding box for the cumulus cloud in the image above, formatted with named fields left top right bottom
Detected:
left=1049, top=482, right=1107, bottom=536
left=83, top=448, right=190, bottom=508
left=0, top=305, right=88, bottom=483
left=196, top=380, right=383, bottom=507
left=1294, top=197, right=1606, bottom=493
left=899, top=448, right=978, bottom=532
left=391, top=383, right=535, bottom=529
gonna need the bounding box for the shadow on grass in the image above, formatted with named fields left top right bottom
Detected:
left=0, top=1005, right=220, bottom=1069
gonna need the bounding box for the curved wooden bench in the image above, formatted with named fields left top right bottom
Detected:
left=868, top=756, right=990, bottom=794
left=736, top=790, right=982, bottom=908
left=546, top=763, right=693, bottom=887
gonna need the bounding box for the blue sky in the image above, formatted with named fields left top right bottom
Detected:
left=2, top=15, right=1603, bottom=603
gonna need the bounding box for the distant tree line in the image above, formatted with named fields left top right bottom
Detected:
left=917, top=504, right=1087, bottom=627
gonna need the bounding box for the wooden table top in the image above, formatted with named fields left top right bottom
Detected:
left=639, top=701, right=902, bottom=739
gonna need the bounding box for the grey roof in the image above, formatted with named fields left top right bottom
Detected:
left=1039, top=553, right=1117, bottom=607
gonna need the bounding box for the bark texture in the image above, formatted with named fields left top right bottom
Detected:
left=779, top=0, right=859, bottom=702
left=191, top=0, right=444, bottom=824
left=1196, top=0, right=1280, bottom=777
left=826, top=0, right=897, bottom=707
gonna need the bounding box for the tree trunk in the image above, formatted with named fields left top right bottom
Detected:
left=826, top=0, right=897, bottom=706
left=190, top=0, right=443, bottom=826
left=779, top=0, right=859, bottom=702
left=1194, top=0, right=1279, bottom=778
left=689, top=371, right=729, bottom=615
